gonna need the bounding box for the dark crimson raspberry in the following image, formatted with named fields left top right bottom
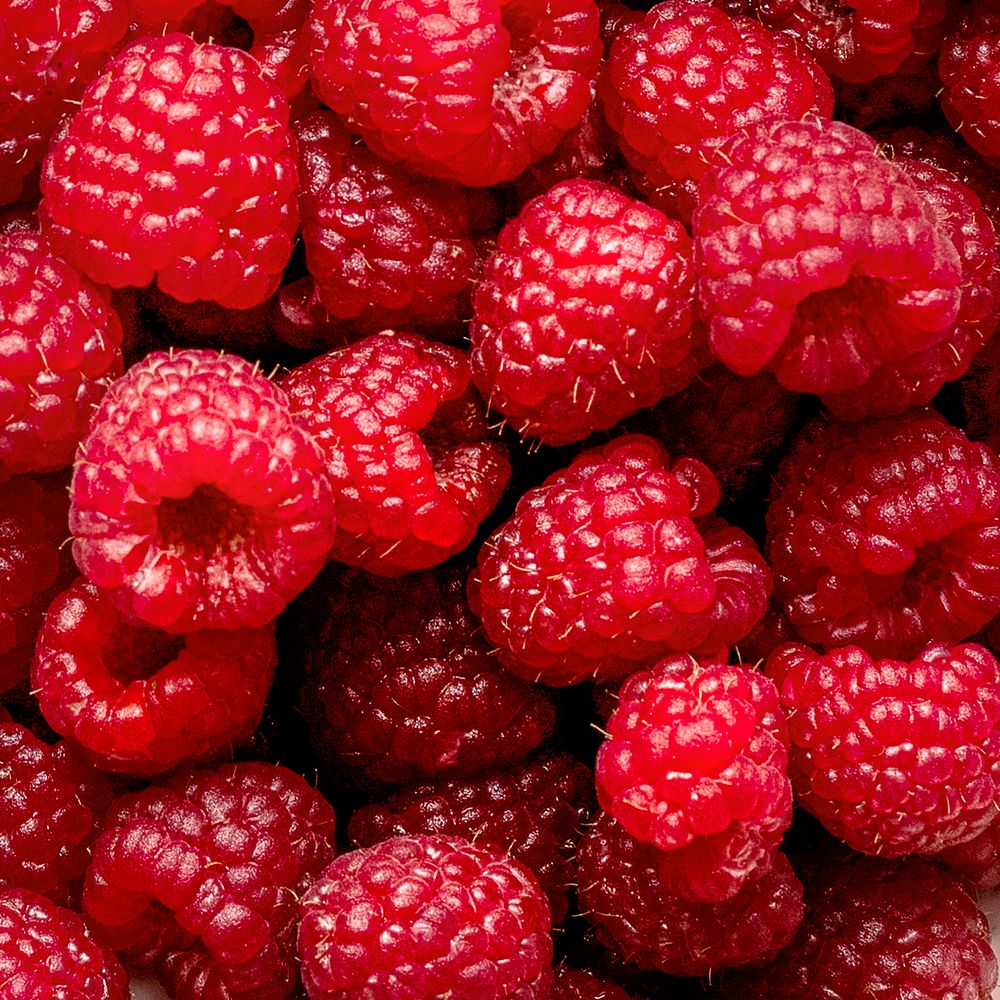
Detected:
left=40, top=34, right=299, bottom=309
left=0, top=888, right=128, bottom=999
left=283, top=332, right=509, bottom=575
left=299, top=565, right=554, bottom=787
left=835, top=63, right=941, bottom=131
left=32, top=577, right=277, bottom=776
left=578, top=812, right=804, bottom=978
left=722, top=854, right=998, bottom=998
left=84, top=762, right=336, bottom=1000
left=470, top=435, right=772, bottom=686
left=767, top=411, right=1000, bottom=658
left=552, top=965, right=636, bottom=1000
left=272, top=276, right=358, bottom=351
left=961, top=332, right=1000, bottom=455
left=298, top=834, right=554, bottom=999
left=938, top=812, right=1000, bottom=890
left=308, top=0, right=602, bottom=187
left=348, top=752, right=592, bottom=923
left=470, top=179, right=701, bottom=445
left=695, top=117, right=965, bottom=400
left=70, top=350, right=336, bottom=632
left=600, top=1, right=833, bottom=222
left=598, top=1, right=644, bottom=48
left=767, top=641, right=1000, bottom=857
left=0, top=724, right=111, bottom=901
left=735, top=603, right=797, bottom=667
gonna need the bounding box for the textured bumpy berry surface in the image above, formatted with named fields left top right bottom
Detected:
left=552, top=965, right=635, bottom=1000
left=40, top=33, right=299, bottom=309
left=308, top=0, right=602, bottom=186
left=32, top=577, right=277, bottom=775
left=85, top=762, right=336, bottom=1000
left=767, top=411, right=1000, bottom=658
left=578, top=812, right=804, bottom=977
left=298, top=565, right=554, bottom=787
left=298, top=834, right=554, bottom=999
left=70, top=350, right=336, bottom=632
left=348, top=752, right=592, bottom=922
left=601, top=1, right=833, bottom=221
left=470, top=179, right=699, bottom=445
left=938, top=811, right=1000, bottom=890
left=283, top=332, right=509, bottom=575
left=768, top=641, right=1000, bottom=857
left=470, top=435, right=772, bottom=686
left=695, top=117, right=964, bottom=398
left=597, top=657, right=791, bottom=901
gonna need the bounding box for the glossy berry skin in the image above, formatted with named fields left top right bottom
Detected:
left=552, top=966, right=635, bottom=1000
left=40, top=34, right=299, bottom=309
left=297, top=834, right=554, bottom=1000
left=767, top=411, right=1000, bottom=659
left=767, top=642, right=1000, bottom=857
left=307, top=0, right=602, bottom=187
left=938, top=812, right=1000, bottom=890
left=84, top=762, right=336, bottom=1000
left=470, top=179, right=700, bottom=445
left=70, top=350, right=336, bottom=633
left=470, top=435, right=772, bottom=686
left=283, top=332, right=509, bottom=575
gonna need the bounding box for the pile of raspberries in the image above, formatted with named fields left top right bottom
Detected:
left=5, top=0, right=1000, bottom=997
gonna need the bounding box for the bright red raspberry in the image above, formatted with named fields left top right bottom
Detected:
left=961, top=333, right=1000, bottom=455
left=70, top=350, right=336, bottom=632
left=695, top=117, right=964, bottom=399
left=578, top=812, right=804, bottom=978
left=552, top=965, right=636, bottom=1000
left=0, top=888, right=129, bottom=999
left=600, top=1, right=833, bottom=222
left=348, top=752, right=592, bottom=923
left=470, top=179, right=701, bottom=445
left=40, top=34, right=299, bottom=309
left=767, top=411, right=1000, bottom=658
left=938, top=812, right=1000, bottom=890
left=469, top=435, right=772, bottom=686
left=298, top=834, right=554, bottom=999
left=767, top=641, right=1000, bottom=857
left=282, top=332, right=509, bottom=575
left=84, top=762, right=336, bottom=1000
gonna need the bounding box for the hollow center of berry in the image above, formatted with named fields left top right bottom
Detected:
left=156, top=485, right=255, bottom=559
left=105, top=622, right=185, bottom=685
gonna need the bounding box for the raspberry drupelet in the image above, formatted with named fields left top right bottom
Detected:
left=40, top=33, right=299, bottom=309
left=552, top=965, right=636, bottom=1000
left=297, top=834, right=554, bottom=999
left=282, top=332, right=509, bottom=575
left=938, top=811, right=1000, bottom=890
left=307, top=0, right=603, bottom=187
left=70, top=350, right=336, bottom=633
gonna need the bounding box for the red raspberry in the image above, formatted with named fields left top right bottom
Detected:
left=552, top=965, right=636, bottom=1000
left=598, top=1, right=644, bottom=48
left=600, top=1, right=833, bottom=222
left=735, top=603, right=798, bottom=667
left=0, top=888, right=128, bottom=999
left=307, top=0, right=602, bottom=187
left=469, top=435, right=772, bottom=686
left=84, top=762, right=336, bottom=1000
left=298, top=564, right=555, bottom=787
left=298, top=834, right=554, bottom=999
left=70, top=350, right=336, bottom=632
left=695, top=117, right=965, bottom=399
left=470, top=179, right=701, bottom=445
left=282, top=332, right=509, bottom=575
left=347, top=752, right=592, bottom=923
left=39, top=34, right=299, bottom=309
left=961, top=332, right=1000, bottom=456
left=578, top=812, right=804, bottom=978
left=272, top=275, right=359, bottom=351
left=767, top=641, right=1000, bottom=857
left=32, top=577, right=277, bottom=776
left=938, top=812, right=1000, bottom=890
left=767, top=411, right=1000, bottom=658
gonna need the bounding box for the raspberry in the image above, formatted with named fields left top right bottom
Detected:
left=298, top=564, right=554, bottom=787
left=307, top=0, right=602, bottom=187
left=767, top=641, right=1000, bottom=857
left=39, top=34, right=299, bottom=309
left=272, top=275, right=358, bottom=351
left=961, top=332, right=1000, bottom=456
left=767, top=411, right=1000, bottom=658
left=470, top=179, right=701, bottom=445
left=70, top=350, right=336, bottom=632
left=598, top=1, right=644, bottom=48
left=84, top=762, right=336, bottom=1000
left=32, top=577, right=277, bottom=775
left=552, top=966, right=635, bottom=1000
left=600, top=1, right=833, bottom=222
left=347, top=752, right=592, bottom=923
left=695, top=117, right=965, bottom=398
left=282, top=332, right=509, bottom=575
left=0, top=888, right=128, bottom=999
left=298, top=834, right=554, bottom=999
left=938, top=812, right=1000, bottom=890
left=577, top=812, right=804, bottom=978
left=469, top=435, right=772, bottom=686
